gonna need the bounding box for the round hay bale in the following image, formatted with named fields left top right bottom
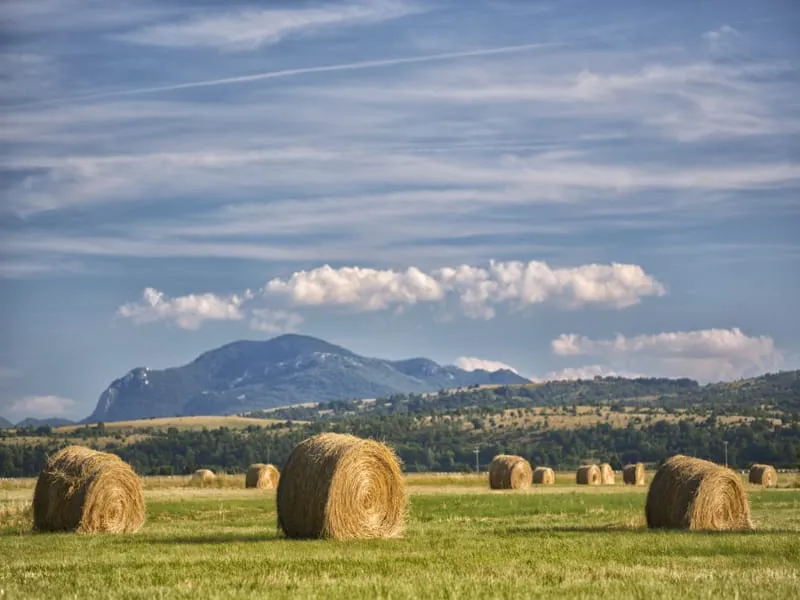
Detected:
left=276, top=433, right=406, bottom=540
left=623, top=462, right=646, bottom=485
left=533, top=466, right=555, bottom=485
left=191, top=469, right=215, bottom=486
left=245, top=463, right=280, bottom=489
left=749, top=464, right=777, bottom=487
left=645, top=455, right=752, bottom=531
left=600, top=463, right=615, bottom=485
left=576, top=464, right=601, bottom=485
left=32, top=445, right=145, bottom=533
left=488, top=455, right=533, bottom=490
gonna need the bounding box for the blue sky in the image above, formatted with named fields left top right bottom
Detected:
left=1, top=0, right=798, bottom=422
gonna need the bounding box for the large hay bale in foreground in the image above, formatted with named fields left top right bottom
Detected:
left=576, top=464, right=601, bottom=485
left=623, top=463, right=646, bottom=485
left=489, top=455, right=532, bottom=490
left=32, top=445, right=145, bottom=533
left=749, top=464, right=777, bottom=487
left=277, top=433, right=406, bottom=540
left=600, top=463, right=615, bottom=485
left=533, top=466, right=555, bottom=485
left=245, top=463, right=280, bottom=489
left=645, top=455, right=752, bottom=531
left=191, top=469, right=215, bottom=486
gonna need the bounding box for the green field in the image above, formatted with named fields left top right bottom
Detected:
left=1, top=477, right=799, bottom=599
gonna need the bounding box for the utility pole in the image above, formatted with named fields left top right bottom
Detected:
left=474, top=446, right=480, bottom=473
left=723, top=441, right=728, bottom=468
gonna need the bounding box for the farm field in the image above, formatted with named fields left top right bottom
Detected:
left=53, top=415, right=290, bottom=434
left=1, top=474, right=799, bottom=599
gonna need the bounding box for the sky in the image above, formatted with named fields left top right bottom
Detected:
left=1, top=0, right=798, bottom=422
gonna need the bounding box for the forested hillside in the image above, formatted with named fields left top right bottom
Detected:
left=2, top=371, right=797, bottom=477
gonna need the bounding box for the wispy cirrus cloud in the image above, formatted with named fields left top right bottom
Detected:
left=116, top=1, right=424, bottom=51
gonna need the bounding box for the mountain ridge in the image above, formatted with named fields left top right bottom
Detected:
left=85, top=334, right=529, bottom=422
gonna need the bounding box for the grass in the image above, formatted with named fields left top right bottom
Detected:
left=1, top=476, right=798, bottom=599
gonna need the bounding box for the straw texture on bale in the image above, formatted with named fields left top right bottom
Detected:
left=749, top=464, right=777, bottom=487
left=645, top=455, right=752, bottom=531
left=32, top=445, right=145, bottom=533
left=489, top=455, right=533, bottom=490
left=623, top=462, right=646, bottom=485
left=277, top=433, right=407, bottom=540
left=533, top=466, right=555, bottom=485
left=576, top=464, right=601, bottom=485
left=600, top=463, right=615, bottom=485
left=191, top=469, right=215, bottom=485
left=245, top=463, right=280, bottom=489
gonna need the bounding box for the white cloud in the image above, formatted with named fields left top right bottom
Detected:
left=117, top=287, right=253, bottom=330
left=4, top=395, right=76, bottom=420
left=264, top=265, right=445, bottom=311
left=703, top=25, right=740, bottom=53
left=435, top=260, right=665, bottom=318
left=454, top=357, right=519, bottom=374
left=550, top=328, right=783, bottom=382
left=117, top=1, right=421, bottom=51
left=264, top=260, right=664, bottom=318
left=532, top=364, right=642, bottom=382
left=250, top=308, right=304, bottom=334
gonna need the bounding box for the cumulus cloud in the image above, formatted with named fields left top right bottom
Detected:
left=550, top=328, right=783, bottom=382
left=265, top=260, right=664, bottom=318
left=117, top=259, right=664, bottom=331
left=250, top=308, right=304, bottom=334
left=532, top=365, right=643, bottom=382
left=117, top=287, right=253, bottom=330
left=435, top=260, right=665, bottom=318
left=454, top=357, right=520, bottom=374
left=4, top=395, right=76, bottom=420
left=264, top=265, right=445, bottom=311
left=118, top=1, right=421, bottom=51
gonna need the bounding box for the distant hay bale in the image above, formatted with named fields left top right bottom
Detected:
left=533, top=466, right=555, bottom=485
left=191, top=469, right=215, bottom=486
left=245, top=463, right=279, bottom=489
left=600, top=463, right=615, bottom=485
left=277, top=433, right=407, bottom=540
left=32, top=445, right=145, bottom=533
left=623, top=463, right=646, bottom=485
left=749, top=464, right=777, bottom=487
left=489, top=455, right=533, bottom=490
left=576, top=464, right=601, bottom=485
left=645, top=455, right=752, bottom=531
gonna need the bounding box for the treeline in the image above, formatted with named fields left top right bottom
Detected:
left=1, top=417, right=797, bottom=477
left=251, top=371, right=800, bottom=422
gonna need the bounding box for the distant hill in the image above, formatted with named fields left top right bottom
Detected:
left=16, top=417, right=75, bottom=428
left=0, top=416, right=12, bottom=429
left=86, top=334, right=529, bottom=422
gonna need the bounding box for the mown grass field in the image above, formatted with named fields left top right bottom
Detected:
left=1, top=475, right=799, bottom=599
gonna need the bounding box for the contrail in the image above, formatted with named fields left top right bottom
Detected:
left=13, top=42, right=558, bottom=107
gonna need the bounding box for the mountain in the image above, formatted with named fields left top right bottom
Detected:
left=86, top=334, right=529, bottom=422
left=0, top=415, right=12, bottom=429
left=15, top=417, right=75, bottom=428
